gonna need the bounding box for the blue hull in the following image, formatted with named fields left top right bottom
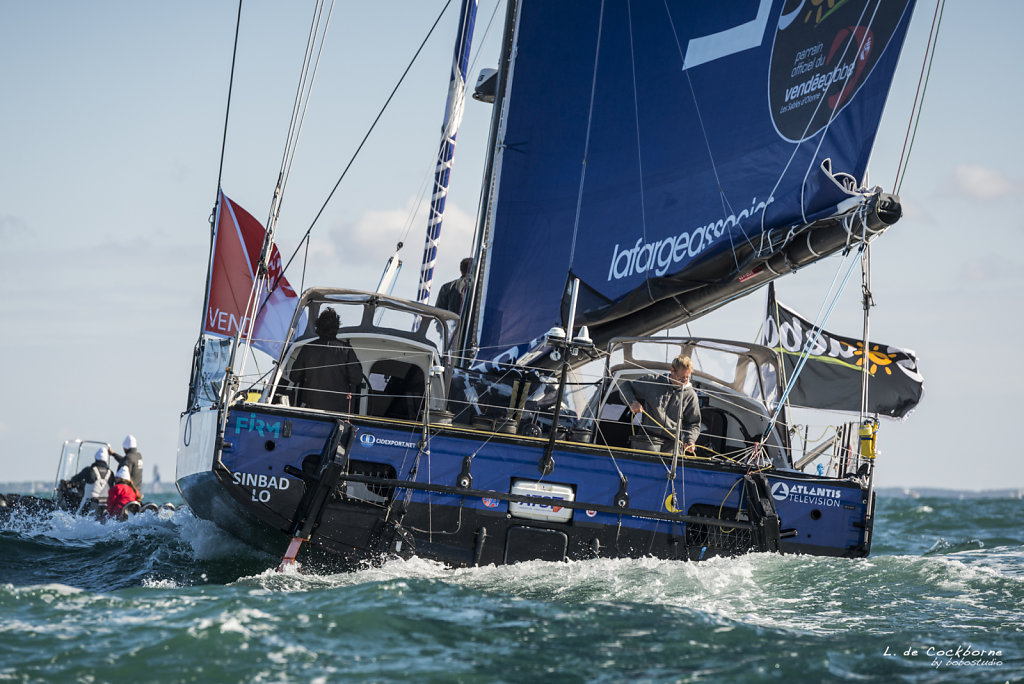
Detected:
left=177, top=404, right=873, bottom=566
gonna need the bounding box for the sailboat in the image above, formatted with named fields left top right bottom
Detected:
left=176, top=0, right=924, bottom=568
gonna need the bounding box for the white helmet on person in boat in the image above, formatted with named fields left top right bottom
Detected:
left=94, top=447, right=108, bottom=462
left=123, top=434, right=137, bottom=450
left=115, top=465, right=131, bottom=481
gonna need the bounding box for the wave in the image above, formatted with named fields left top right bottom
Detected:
left=0, top=505, right=273, bottom=592
left=4, top=550, right=1020, bottom=683
left=2, top=496, right=1021, bottom=682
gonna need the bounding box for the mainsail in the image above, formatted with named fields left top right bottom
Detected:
left=470, top=0, right=916, bottom=363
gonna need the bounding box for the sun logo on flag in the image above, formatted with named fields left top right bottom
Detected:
left=852, top=343, right=898, bottom=375
left=804, top=0, right=840, bottom=26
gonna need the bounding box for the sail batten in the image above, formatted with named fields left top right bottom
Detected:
left=472, top=0, right=915, bottom=364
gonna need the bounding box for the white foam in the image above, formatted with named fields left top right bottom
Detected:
left=171, top=508, right=267, bottom=561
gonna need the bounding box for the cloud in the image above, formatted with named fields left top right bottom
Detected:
left=302, top=197, right=476, bottom=296
left=949, top=165, right=1022, bottom=200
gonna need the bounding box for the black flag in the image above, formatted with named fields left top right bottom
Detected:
left=759, top=284, right=923, bottom=418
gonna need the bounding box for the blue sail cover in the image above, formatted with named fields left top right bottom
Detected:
left=476, top=0, right=915, bottom=362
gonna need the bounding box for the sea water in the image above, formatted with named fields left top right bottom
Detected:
left=1, top=495, right=1021, bottom=683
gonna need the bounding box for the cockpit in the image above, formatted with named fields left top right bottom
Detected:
left=266, top=289, right=457, bottom=420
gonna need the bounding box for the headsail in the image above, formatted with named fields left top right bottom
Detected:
left=471, top=0, right=916, bottom=363
left=204, top=190, right=298, bottom=357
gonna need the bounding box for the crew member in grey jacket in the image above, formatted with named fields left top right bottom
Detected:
left=619, top=355, right=701, bottom=453
left=116, top=434, right=144, bottom=494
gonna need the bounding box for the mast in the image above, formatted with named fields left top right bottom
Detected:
left=416, top=0, right=479, bottom=305
left=457, top=0, right=520, bottom=363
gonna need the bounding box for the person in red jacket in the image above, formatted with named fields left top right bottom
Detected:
left=106, top=465, right=140, bottom=518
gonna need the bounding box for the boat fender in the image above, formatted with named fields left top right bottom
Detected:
left=614, top=476, right=630, bottom=509
left=161, top=502, right=176, bottom=511
left=142, top=503, right=159, bottom=514
left=117, top=501, right=143, bottom=521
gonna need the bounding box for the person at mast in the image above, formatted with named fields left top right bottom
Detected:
left=435, top=258, right=471, bottom=315
left=70, top=447, right=113, bottom=515
left=619, top=355, right=701, bottom=454
left=291, top=308, right=362, bottom=413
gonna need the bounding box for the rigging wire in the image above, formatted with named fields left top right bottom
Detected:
left=272, top=0, right=337, bottom=230
left=186, top=0, right=241, bottom=419
left=758, top=0, right=874, bottom=240
left=796, top=1, right=882, bottom=219
left=230, top=0, right=337, bottom=386
left=214, top=0, right=244, bottom=202
left=624, top=1, right=656, bottom=306
left=662, top=7, right=765, bottom=341
left=191, top=0, right=243, bottom=393
left=858, top=242, right=874, bottom=421
left=389, top=0, right=504, bottom=280
left=763, top=246, right=863, bottom=438
left=568, top=0, right=605, bottom=269
left=895, top=0, right=946, bottom=194
left=254, top=0, right=456, bottom=322
left=281, top=0, right=456, bottom=277
left=662, top=1, right=739, bottom=232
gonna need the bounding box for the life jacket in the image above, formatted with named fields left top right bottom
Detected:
left=84, top=465, right=110, bottom=502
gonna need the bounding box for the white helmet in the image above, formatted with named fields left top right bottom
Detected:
left=123, top=434, right=137, bottom=450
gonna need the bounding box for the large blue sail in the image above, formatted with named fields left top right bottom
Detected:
left=474, top=0, right=915, bottom=364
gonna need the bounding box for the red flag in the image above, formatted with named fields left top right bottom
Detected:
left=204, top=190, right=298, bottom=356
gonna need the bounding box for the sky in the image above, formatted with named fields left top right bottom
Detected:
left=1, top=1, right=1021, bottom=492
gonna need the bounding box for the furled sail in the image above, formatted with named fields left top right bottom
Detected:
left=472, top=0, right=916, bottom=364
